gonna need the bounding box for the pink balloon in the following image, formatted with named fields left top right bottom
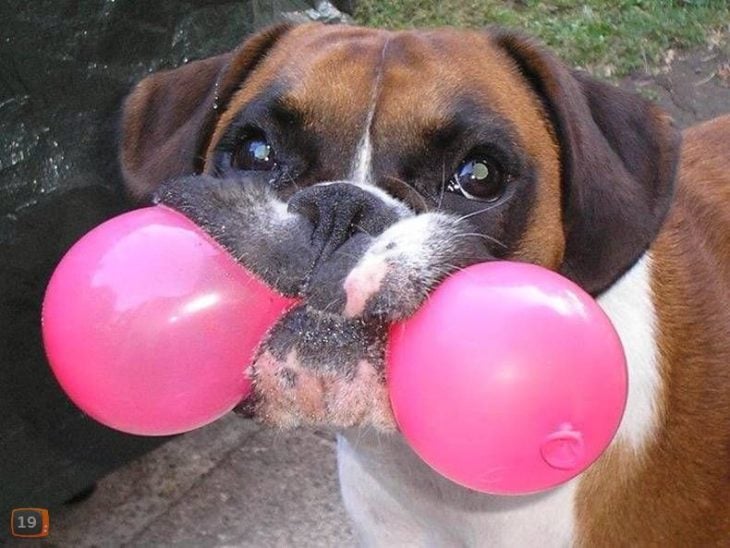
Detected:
left=387, top=261, right=627, bottom=495
left=42, top=206, right=295, bottom=436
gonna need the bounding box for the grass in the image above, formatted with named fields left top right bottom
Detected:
left=353, top=0, right=730, bottom=77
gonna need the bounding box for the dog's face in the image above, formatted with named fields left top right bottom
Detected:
left=121, top=24, right=679, bottom=429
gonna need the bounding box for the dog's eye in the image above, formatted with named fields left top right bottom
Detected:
left=231, top=131, right=277, bottom=171
left=446, top=155, right=506, bottom=202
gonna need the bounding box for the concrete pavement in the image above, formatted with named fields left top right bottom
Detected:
left=38, top=415, right=354, bottom=547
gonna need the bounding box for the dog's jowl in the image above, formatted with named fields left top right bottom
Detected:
left=120, top=23, right=730, bottom=546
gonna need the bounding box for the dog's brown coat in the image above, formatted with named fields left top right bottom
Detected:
left=120, top=24, right=730, bottom=544
left=576, top=116, right=730, bottom=545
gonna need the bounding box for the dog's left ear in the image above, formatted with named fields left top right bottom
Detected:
left=493, top=31, right=681, bottom=294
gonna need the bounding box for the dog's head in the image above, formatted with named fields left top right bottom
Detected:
left=120, top=24, right=679, bottom=430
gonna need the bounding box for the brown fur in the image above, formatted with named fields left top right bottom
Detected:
left=121, top=24, right=680, bottom=295
left=364, top=29, right=565, bottom=268
left=492, top=31, right=680, bottom=294
left=206, top=26, right=386, bottom=175
left=576, top=116, right=730, bottom=545
left=119, top=24, right=730, bottom=543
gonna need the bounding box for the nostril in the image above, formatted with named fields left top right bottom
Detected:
left=348, top=207, right=365, bottom=237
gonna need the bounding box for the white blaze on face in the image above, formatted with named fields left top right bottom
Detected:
left=349, top=37, right=392, bottom=187
left=351, top=123, right=375, bottom=186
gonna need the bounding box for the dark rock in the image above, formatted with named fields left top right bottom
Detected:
left=0, top=0, right=350, bottom=536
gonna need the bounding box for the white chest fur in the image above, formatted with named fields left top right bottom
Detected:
left=338, top=432, right=579, bottom=547
left=337, top=255, right=661, bottom=546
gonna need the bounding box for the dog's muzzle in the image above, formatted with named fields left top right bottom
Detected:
left=154, top=175, right=490, bottom=429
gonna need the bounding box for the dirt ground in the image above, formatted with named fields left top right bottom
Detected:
left=620, top=34, right=729, bottom=128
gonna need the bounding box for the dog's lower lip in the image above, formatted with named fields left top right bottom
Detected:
left=233, top=394, right=258, bottom=418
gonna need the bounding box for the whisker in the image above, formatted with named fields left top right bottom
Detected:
left=353, top=223, right=374, bottom=238
left=439, top=262, right=466, bottom=273
left=452, top=231, right=508, bottom=249
left=453, top=202, right=503, bottom=223
left=282, top=170, right=300, bottom=191
left=332, top=250, right=365, bottom=261
left=383, top=174, right=432, bottom=211
left=320, top=296, right=343, bottom=315
left=438, top=159, right=447, bottom=210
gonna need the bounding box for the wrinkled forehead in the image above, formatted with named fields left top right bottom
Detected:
left=262, top=26, right=389, bottom=132
left=210, top=25, right=552, bottom=168
left=209, top=26, right=386, bottom=149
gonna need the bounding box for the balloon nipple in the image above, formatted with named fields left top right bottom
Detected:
left=540, top=426, right=585, bottom=470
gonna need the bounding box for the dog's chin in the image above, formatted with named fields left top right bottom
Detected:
left=236, top=304, right=396, bottom=431
left=235, top=246, right=443, bottom=432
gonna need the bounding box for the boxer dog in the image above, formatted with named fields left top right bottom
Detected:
left=119, top=23, right=730, bottom=546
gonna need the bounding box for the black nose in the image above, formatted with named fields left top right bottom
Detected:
left=288, top=182, right=401, bottom=259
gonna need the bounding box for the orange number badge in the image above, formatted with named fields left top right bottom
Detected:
left=11, top=508, right=50, bottom=538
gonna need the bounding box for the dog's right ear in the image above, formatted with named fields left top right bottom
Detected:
left=119, top=24, right=293, bottom=200
left=492, top=30, right=680, bottom=295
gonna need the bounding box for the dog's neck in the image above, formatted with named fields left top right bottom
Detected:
left=337, top=253, right=660, bottom=545
left=597, top=253, right=661, bottom=451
